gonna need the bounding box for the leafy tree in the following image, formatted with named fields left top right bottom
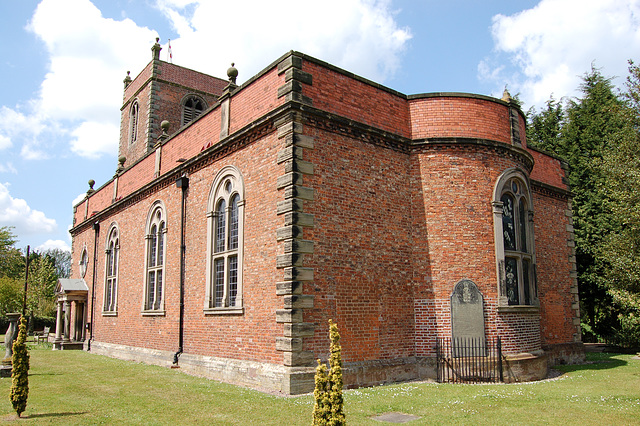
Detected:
left=0, top=227, right=23, bottom=280
left=42, top=249, right=71, bottom=279
left=25, top=253, right=57, bottom=318
left=0, top=277, right=23, bottom=315
left=9, top=316, right=29, bottom=417
left=312, top=320, right=345, bottom=426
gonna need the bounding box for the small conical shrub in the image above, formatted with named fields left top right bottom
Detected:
left=10, top=316, right=29, bottom=417
left=312, top=319, right=345, bottom=425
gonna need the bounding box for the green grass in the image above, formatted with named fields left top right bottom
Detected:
left=0, top=345, right=638, bottom=425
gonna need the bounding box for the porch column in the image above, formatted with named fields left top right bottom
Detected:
left=54, top=300, right=63, bottom=341
left=63, top=300, right=71, bottom=342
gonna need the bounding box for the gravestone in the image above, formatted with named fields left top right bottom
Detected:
left=451, top=279, right=485, bottom=356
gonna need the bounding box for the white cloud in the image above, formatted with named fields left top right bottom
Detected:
left=0, top=0, right=159, bottom=161
left=70, top=121, right=120, bottom=159
left=72, top=192, right=87, bottom=207
left=155, top=0, right=411, bottom=85
left=0, top=134, right=10, bottom=150
left=0, top=163, right=17, bottom=174
left=480, top=0, right=640, bottom=107
left=36, top=239, right=71, bottom=252
left=0, top=182, right=57, bottom=236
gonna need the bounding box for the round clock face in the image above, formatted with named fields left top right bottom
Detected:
left=79, top=247, right=89, bottom=278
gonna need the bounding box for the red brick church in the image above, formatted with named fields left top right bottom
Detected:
left=64, top=39, right=584, bottom=394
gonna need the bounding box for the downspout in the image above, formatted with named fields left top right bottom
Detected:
left=173, top=175, right=189, bottom=366
left=89, top=221, right=100, bottom=351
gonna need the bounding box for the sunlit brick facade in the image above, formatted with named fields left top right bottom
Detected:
left=68, top=41, right=584, bottom=394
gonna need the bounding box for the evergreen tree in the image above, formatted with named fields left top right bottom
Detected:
left=598, top=60, right=640, bottom=346
left=563, top=67, right=627, bottom=341
left=526, top=96, right=565, bottom=155
left=526, top=67, right=628, bottom=342
left=10, top=316, right=29, bottom=417
left=312, top=320, right=345, bottom=426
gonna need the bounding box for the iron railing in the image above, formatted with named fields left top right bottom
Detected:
left=435, top=337, right=503, bottom=383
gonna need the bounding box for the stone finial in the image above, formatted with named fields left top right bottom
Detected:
left=227, top=63, right=238, bottom=85
left=156, top=120, right=171, bottom=147
left=123, top=71, right=132, bottom=89
left=151, top=37, right=162, bottom=61
left=501, top=87, right=512, bottom=103
left=87, top=179, right=95, bottom=195
left=161, top=120, right=170, bottom=134
left=117, top=155, right=126, bottom=172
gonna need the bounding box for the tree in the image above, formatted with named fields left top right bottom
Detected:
left=312, top=320, right=345, bottom=426
left=526, top=96, right=565, bottom=155
left=562, top=67, right=627, bottom=342
left=25, top=253, right=57, bottom=319
left=597, top=60, right=640, bottom=346
left=526, top=66, right=627, bottom=342
left=9, top=316, right=29, bottom=417
left=0, top=227, right=23, bottom=280
left=42, top=249, right=71, bottom=279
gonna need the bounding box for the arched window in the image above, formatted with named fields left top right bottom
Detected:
left=205, top=166, right=244, bottom=313
left=492, top=169, right=537, bottom=306
left=104, top=223, right=120, bottom=314
left=144, top=202, right=166, bottom=313
left=129, top=100, right=139, bottom=144
left=182, top=95, right=206, bottom=126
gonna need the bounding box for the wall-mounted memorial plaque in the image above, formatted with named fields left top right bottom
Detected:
left=451, top=279, right=485, bottom=356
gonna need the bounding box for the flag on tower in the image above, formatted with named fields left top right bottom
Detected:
left=168, top=39, right=173, bottom=63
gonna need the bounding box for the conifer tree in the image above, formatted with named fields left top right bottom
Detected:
left=10, top=316, right=29, bottom=417
left=312, top=320, right=345, bottom=426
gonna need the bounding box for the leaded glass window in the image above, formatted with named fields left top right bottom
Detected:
left=494, top=172, right=537, bottom=307
left=104, top=225, right=119, bottom=313
left=206, top=167, right=244, bottom=312
left=144, top=203, right=166, bottom=312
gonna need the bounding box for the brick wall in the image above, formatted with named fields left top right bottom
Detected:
left=70, top=51, right=581, bottom=392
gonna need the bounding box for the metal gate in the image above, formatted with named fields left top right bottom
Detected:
left=435, top=337, right=503, bottom=383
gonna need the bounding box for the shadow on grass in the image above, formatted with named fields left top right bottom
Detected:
left=554, top=352, right=628, bottom=374
left=25, top=411, right=87, bottom=419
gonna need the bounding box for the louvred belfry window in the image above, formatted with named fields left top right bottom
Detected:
left=182, top=96, right=205, bottom=126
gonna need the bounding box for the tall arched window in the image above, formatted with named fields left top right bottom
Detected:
left=493, top=169, right=537, bottom=307
left=129, top=100, right=139, bottom=144
left=104, top=223, right=120, bottom=314
left=144, top=202, right=166, bottom=313
left=181, top=95, right=206, bottom=126
left=205, top=166, right=244, bottom=313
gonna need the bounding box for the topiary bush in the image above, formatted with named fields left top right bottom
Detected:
left=312, top=319, right=345, bottom=425
left=10, top=316, right=29, bottom=417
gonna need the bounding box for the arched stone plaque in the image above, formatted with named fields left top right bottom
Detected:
left=451, top=279, right=485, bottom=356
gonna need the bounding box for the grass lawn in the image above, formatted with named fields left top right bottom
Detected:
left=0, top=344, right=638, bottom=425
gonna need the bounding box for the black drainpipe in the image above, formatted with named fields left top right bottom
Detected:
left=173, top=175, right=189, bottom=366
left=88, top=221, right=100, bottom=351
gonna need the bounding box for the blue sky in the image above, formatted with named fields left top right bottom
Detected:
left=0, top=0, right=639, bottom=253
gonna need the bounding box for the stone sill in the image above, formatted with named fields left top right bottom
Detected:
left=141, top=310, right=166, bottom=317
left=101, top=311, right=118, bottom=317
left=203, top=307, right=244, bottom=315
left=497, top=305, right=540, bottom=314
